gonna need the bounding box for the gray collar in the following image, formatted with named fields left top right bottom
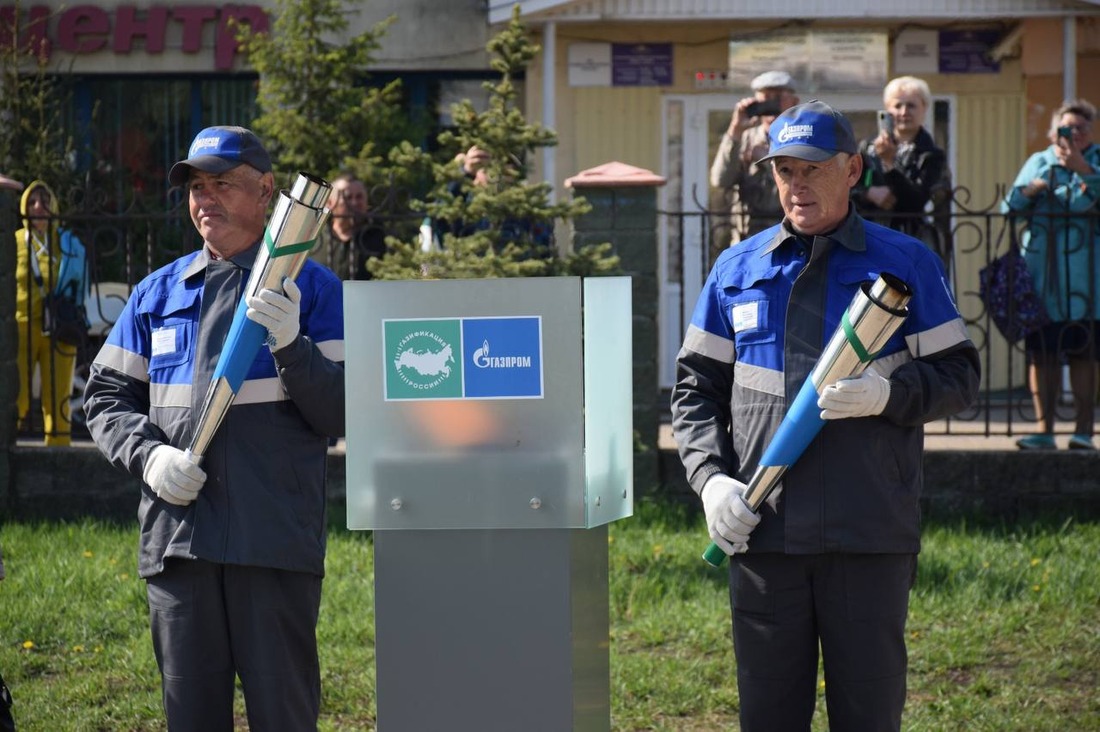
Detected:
left=179, top=239, right=262, bottom=282
left=761, top=206, right=867, bottom=256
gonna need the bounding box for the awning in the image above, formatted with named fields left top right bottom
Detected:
left=489, top=0, right=1100, bottom=25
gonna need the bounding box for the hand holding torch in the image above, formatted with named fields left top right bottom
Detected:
left=701, top=273, right=913, bottom=567
left=185, top=172, right=332, bottom=464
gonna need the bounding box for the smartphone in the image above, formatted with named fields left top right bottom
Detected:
left=877, top=110, right=895, bottom=137
left=1058, top=125, right=1074, bottom=139
left=745, top=98, right=782, bottom=118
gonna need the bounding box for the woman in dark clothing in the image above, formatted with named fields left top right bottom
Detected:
left=853, top=76, right=952, bottom=265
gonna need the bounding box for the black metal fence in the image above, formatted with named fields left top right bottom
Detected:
left=9, top=182, right=1100, bottom=444
left=11, top=178, right=422, bottom=444
left=663, top=185, right=1100, bottom=440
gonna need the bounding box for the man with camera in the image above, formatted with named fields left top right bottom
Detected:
left=709, top=70, right=799, bottom=244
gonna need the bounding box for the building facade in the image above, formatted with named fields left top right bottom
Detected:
left=2, top=0, right=497, bottom=205
left=498, top=0, right=1100, bottom=386
left=8, top=0, right=1100, bottom=388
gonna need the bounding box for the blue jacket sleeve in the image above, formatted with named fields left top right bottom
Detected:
left=882, top=244, right=980, bottom=426
left=670, top=269, right=738, bottom=494
left=83, top=290, right=168, bottom=480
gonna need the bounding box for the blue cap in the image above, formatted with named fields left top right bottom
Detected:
left=755, top=100, right=858, bottom=165
left=169, top=126, right=272, bottom=186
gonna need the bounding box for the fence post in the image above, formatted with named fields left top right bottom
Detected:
left=566, top=162, right=667, bottom=494
left=0, top=187, right=18, bottom=511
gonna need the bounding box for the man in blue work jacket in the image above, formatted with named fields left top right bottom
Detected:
left=671, top=101, right=979, bottom=731
left=84, top=126, right=345, bottom=731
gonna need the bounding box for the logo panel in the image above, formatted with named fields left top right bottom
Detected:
left=384, top=319, right=463, bottom=400
left=462, top=317, right=543, bottom=399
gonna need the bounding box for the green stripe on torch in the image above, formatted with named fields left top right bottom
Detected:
left=840, top=308, right=881, bottom=363
left=264, top=230, right=318, bottom=256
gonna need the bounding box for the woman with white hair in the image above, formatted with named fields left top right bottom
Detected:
left=853, top=76, right=950, bottom=262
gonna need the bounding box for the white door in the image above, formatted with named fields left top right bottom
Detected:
left=657, top=92, right=952, bottom=388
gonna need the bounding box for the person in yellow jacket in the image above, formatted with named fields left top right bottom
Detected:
left=15, top=180, right=87, bottom=446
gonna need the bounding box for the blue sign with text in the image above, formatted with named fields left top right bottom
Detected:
left=461, top=317, right=544, bottom=399
left=939, top=30, right=1000, bottom=74
left=612, top=43, right=672, bottom=86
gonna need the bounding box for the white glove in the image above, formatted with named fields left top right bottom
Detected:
left=247, top=278, right=301, bottom=352
left=143, top=445, right=207, bottom=506
left=701, top=474, right=761, bottom=556
left=818, top=368, right=891, bottom=420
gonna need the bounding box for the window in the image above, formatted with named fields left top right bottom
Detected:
left=66, top=75, right=258, bottom=211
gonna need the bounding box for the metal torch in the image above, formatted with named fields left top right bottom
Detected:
left=701, top=272, right=913, bottom=567
left=185, top=172, right=332, bottom=464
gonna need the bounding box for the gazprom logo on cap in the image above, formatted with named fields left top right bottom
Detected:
left=189, top=136, right=224, bottom=156
left=776, top=123, right=815, bottom=144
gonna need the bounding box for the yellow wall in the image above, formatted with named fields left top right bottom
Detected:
left=950, top=92, right=1029, bottom=390
left=527, top=21, right=1058, bottom=390
left=535, top=22, right=1030, bottom=193
left=1020, top=18, right=1100, bottom=153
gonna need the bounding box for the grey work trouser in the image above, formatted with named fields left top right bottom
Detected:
left=146, top=558, right=323, bottom=732
left=728, top=552, right=916, bottom=732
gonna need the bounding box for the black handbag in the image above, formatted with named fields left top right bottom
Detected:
left=978, top=222, right=1050, bottom=342
left=43, top=291, right=89, bottom=346
left=29, top=245, right=89, bottom=347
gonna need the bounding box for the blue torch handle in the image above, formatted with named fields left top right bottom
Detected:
left=758, top=377, right=825, bottom=467
left=211, top=296, right=267, bottom=392
left=702, top=375, right=825, bottom=567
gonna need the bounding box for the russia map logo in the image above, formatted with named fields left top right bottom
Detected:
left=383, top=317, right=543, bottom=400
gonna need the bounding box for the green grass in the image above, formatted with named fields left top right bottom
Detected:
left=1, top=502, right=1098, bottom=731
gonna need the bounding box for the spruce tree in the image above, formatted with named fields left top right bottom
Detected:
left=369, top=6, right=618, bottom=280
left=0, top=7, right=74, bottom=199
left=234, top=0, right=425, bottom=187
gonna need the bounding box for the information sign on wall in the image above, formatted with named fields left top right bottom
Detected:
left=611, top=43, right=672, bottom=86
left=726, top=30, right=886, bottom=93
left=938, top=30, right=1000, bottom=74
left=568, top=42, right=672, bottom=87
left=893, top=28, right=939, bottom=75
left=568, top=42, right=612, bottom=87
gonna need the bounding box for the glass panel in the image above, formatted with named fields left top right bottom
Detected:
left=345, top=278, right=589, bottom=530
left=79, top=77, right=191, bottom=209
left=64, top=76, right=259, bottom=211
left=583, top=276, right=633, bottom=527
left=203, top=77, right=259, bottom=128
left=932, top=99, right=951, bottom=151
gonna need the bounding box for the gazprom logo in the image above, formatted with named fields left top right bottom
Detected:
left=472, top=339, right=533, bottom=369
left=189, top=136, right=222, bottom=155
left=776, top=123, right=814, bottom=144
left=463, top=317, right=543, bottom=399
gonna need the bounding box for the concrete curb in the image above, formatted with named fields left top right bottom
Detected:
left=5, top=439, right=1099, bottom=522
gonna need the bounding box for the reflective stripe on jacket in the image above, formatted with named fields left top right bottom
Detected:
left=671, top=211, right=980, bottom=554
left=84, top=242, right=346, bottom=578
